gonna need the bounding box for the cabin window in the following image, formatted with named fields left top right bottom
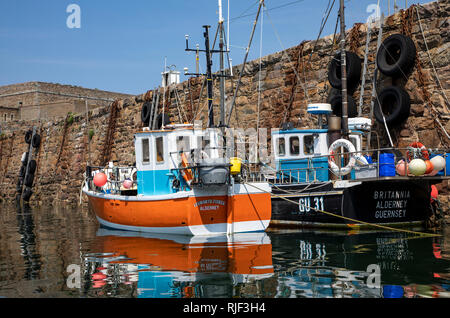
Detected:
left=289, top=136, right=300, bottom=156
left=277, top=138, right=286, bottom=156
left=156, top=137, right=164, bottom=163
left=142, top=139, right=150, bottom=164
left=303, top=135, right=314, bottom=155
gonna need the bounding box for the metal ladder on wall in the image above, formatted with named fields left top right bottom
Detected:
left=149, top=89, right=161, bottom=130
left=361, top=13, right=385, bottom=151
left=358, top=13, right=385, bottom=117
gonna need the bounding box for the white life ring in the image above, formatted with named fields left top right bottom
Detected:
left=328, top=139, right=356, bottom=176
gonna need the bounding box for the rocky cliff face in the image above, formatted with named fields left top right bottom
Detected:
left=0, top=1, right=449, bottom=208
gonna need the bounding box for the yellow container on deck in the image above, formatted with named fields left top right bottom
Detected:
left=230, top=157, right=242, bottom=175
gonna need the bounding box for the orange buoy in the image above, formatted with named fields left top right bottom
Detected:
left=93, top=172, right=107, bottom=187
left=424, top=160, right=434, bottom=174
left=92, top=272, right=107, bottom=281
left=123, top=179, right=133, bottom=189
left=431, top=185, right=438, bottom=201
left=395, top=160, right=409, bottom=176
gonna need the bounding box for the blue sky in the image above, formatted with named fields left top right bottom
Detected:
left=0, top=0, right=431, bottom=95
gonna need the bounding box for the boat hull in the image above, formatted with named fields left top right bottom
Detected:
left=84, top=183, right=272, bottom=235
left=270, top=178, right=434, bottom=229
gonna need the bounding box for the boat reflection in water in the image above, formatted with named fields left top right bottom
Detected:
left=271, top=229, right=450, bottom=298
left=81, top=227, right=450, bottom=298
left=84, top=229, right=274, bottom=298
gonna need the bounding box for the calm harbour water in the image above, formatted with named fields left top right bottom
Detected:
left=0, top=203, right=449, bottom=298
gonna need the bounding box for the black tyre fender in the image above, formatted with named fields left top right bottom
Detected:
left=328, top=51, right=362, bottom=91
left=25, top=130, right=33, bottom=144
left=156, top=113, right=171, bottom=129
left=27, top=160, right=37, bottom=175
left=19, top=165, right=26, bottom=178
left=22, top=188, right=33, bottom=202
left=374, top=86, right=411, bottom=126
left=24, top=173, right=34, bottom=188
left=31, top=134, right=41, bottom=148
left=376, top=34, right=416, bottom=77
left=141, top=102, right=151, bottom=125
left=328, top=94, right=358, bottom=118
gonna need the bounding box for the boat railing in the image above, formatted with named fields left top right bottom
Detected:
left=261, top=146, right=449, bottom=184
left=85, top=165, right=137, bottom=194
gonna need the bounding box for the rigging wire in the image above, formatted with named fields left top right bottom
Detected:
left=256, top=4, right=264, bottom=133
left=226, top=0, right=306, bottom=23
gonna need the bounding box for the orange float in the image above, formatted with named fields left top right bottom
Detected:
left=93, top=172, right=107, bottom=187
left=424, top=160, right=434, bottom=175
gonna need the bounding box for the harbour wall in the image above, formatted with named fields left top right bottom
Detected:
left=0, top=1, right=449, bottom=208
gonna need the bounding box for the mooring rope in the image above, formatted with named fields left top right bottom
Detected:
left=244, top=182, right=441, bottom=237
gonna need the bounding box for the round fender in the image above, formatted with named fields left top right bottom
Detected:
left=32, top=134, right=41, bottom=148
left=376, top=33, right=416, bottom=77
left=374, top=86, right=411, bottom=126
left=328, top=51, right=362, bottom=92
left=141, top=103, right=151, bottom=125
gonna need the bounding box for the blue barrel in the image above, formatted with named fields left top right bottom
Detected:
left=379, top=153, right=396, bottom=177
left=383, top=285, right=404, bottom=298
left=364, top=155, right=373, bottom=164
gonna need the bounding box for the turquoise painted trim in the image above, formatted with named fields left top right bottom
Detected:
left=278, top=157, right=329, bottom=182
left=137, top=169, right=176, bottom=195
left=137, top=169, right=192, bottom=195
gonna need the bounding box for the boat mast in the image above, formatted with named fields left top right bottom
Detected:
left=203, top=25, right=215, bottom=128
left=218, top=0, right=226, bottom=128
left=339, top=0, right=349, bottom=138
left=185, top=4, right=230, bottom=129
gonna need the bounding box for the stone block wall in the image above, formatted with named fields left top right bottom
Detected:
left=0, top=81, right=133, bottom=121
left=0, top=1, right=448, bottom=208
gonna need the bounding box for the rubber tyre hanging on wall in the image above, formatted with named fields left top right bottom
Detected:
left=27, top=160, right=37, bottom=175
left=25, top=130, right=33, bottom=144
left=31, top=134, right=41, bottom=148
left=328, top=94, right=358, bottom=118
left=328, top=51, right=362, bottom=92
left=24, top=173, right=34, bottom=188
left=376, top=33, right=416, bottom=77
left=156, top=113, right=170, bottom=129
left=141, top=102, right=151, bottom=125
left=374, top=86, right=411, bottom=126
left=22, top=188, right=33, bottom=202
left=19, top=165, right=26, bottom=178
left=16, top=178, right=23, bottom=194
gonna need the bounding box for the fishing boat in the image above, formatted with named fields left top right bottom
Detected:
left=269, top=107, right=449, bottom=229
left=266, top=1, right=450, bottom=229
left=82, top=3, right=272, bottom=236
left=83, top=124, right=271, bottom=235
